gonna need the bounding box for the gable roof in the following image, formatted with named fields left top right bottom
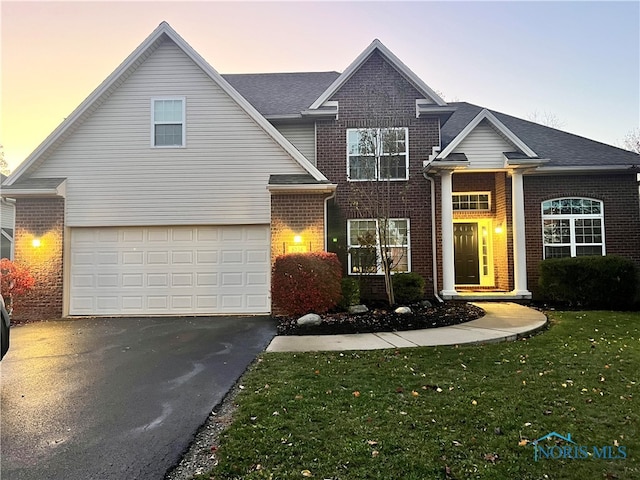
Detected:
left=308, top=39, right=447, bottom=110
left=223, top=72, right=340, bottom=118
left=438, top=108, right=538, bottom=160
left=441, top=102, right=640, bottom=169
left=6, top=21, right=328, bottom=186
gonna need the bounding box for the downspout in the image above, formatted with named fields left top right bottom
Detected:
left=423, top=172, right=444, bottom=303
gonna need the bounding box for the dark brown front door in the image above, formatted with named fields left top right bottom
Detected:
left=454, top=223, right=480, bottom=285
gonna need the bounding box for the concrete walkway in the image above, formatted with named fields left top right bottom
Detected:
left=266, top=302, right=547, bottom=352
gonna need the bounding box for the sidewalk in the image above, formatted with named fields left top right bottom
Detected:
left=266, top=302, right=547, bottom=353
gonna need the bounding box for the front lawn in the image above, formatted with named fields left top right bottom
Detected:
left=202, top=311, right=639, bottom=479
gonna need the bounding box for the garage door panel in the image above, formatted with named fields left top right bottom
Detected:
left=70, top=226, right=270, bottom=315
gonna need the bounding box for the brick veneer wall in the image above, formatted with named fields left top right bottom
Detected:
left=270, top=193, right=328, bottom=264
left=316, top=50, right=440, bottom=299
left=12, top=197, right=65, bottom=320
left=523, top=173, right=640, bottom=296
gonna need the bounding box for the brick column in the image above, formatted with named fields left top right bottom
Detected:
left=12, top=197, right=65, bottom=321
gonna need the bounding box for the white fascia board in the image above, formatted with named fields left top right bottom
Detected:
left=267, top=183, right=337, bottom=194
left=437, top=109, right=538, bottom=160
left=528, top=165, right=639, bottom=175
left=309, top=39, right=447, bottom=110
left=7, top=22, right=328, bottom=185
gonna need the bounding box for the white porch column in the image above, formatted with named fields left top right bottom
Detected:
left=511, top=170, right=531, bottom=296
left=440, top=170, right=457, bottom=297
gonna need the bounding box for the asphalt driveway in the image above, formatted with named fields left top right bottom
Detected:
left=1, top=315, right=277, bottom=480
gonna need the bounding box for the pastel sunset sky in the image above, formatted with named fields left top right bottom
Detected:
left=1, top=1, right=639, bottom=172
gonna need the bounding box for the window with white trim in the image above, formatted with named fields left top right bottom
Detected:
left=347, top=127, right=408, bottom=181
left=452, top=192, right=491, bottom=211
left=347, top=219, right=410, bottom=274
left=152, top=98, right=185, bottom=147
left=542, top=198, right=605, bottom=258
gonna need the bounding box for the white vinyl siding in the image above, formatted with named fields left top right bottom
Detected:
left=451, top=119, right=513, bottom=169
left=275, top=124, right=316, bottom=165
left=69, top=225, right=270, bottom=315
left=29, top=40, right=309, bottom=227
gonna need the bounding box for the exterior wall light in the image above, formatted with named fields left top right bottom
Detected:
left=32, top=238, right=42, bottom=248
left=494, top=225, right=504, bottom=234
left=293, top=235, right=303, bottom=244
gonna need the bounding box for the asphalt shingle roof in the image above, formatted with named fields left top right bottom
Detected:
left=223, top=72, right=340, bottom=117
left=442, top=102, right=640, bottom=168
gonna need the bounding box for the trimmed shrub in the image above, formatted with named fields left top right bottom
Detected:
left=392, top=272, right=426, bottom=305
left=0, top=258, right=35, bottom=313
left=339, top=277, right=360, bottom=310
left=538, top=255, right=638, bottom=309
left=272, top=252, right=342, bottom=317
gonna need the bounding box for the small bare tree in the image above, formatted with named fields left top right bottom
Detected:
left=527, top=110, right=565, bottom=129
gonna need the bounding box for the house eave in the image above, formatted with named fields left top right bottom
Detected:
left=267, top=183, right=338, bottom=194
left=528, top=164, right=640, bottom=175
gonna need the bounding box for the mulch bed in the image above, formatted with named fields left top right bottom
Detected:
left=276, top=301, right=485, bottom=336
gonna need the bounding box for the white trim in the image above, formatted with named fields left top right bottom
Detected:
left=347, top=218, right=411, bottom=275
left=346, top=127, right=409, bottom=181
left=7, top=22, right=328, bottom=186
left=309, top=39, right=446, bottom=110
left=541, top=197, right=605, bottom=259
left=267, top=184, right=337, bottom=193
left=150, top=97, right=186, bottom=148
left=452, top=191, right=491, bottom=211
left=437, top=109, right=537, bottom=160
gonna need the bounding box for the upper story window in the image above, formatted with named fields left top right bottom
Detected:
left=152, top=98, right=185, bottom=147
left=347, top=127, right=408, bottom=181
left=452, top=192, right=491, bottom=211
left=542, top=198, right=605, bottom=259
left=347, top=218, right=410, bottom=274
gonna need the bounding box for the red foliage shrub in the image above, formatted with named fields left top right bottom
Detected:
left=1, top=258, right=36, bottom=311
left=272, top=252, right=342, bottom=317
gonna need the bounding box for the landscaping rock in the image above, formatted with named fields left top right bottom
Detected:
left=348, top=304, right=369, bottom=314
left=395, top=306, right=412, bottom=314
left=421, top=300, right=433, bottom=308
left=297, top=313, right=322, bottom=326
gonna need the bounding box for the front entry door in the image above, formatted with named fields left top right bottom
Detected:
left=454, top=223, right=480, bottom=285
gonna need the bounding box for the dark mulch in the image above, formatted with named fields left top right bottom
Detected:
left=276, top=301, right=485, bottom=336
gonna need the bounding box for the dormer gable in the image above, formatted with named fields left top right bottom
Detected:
left=306, top=39, right=449, bottom=119
left=432, top=109, right=545, bottom=170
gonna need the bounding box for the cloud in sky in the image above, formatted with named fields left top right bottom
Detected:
left=2, top=1, right=638, bottom=171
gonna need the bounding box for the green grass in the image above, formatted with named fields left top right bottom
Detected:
left=203, top=311, right=639, bottom=479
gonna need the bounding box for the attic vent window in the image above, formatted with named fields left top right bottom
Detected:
left=152, top=98, right=185, bottom=147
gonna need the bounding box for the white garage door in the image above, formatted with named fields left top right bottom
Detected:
left=70, top=226, right=271, bottom=315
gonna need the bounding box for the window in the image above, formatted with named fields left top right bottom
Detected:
left=152, top=98, right=185, bottom=147
left=542, top=198, right=604, bottom=258
left=347, top=128, right=408, bottom=181
left=347, top=219, right=410, bottom=274
left=452, top=192, right=491, bottom=211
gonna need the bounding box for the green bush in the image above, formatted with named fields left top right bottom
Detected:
left=271, top=252, right=342, bottom=317
left=339, top=277, right=360, bottom=310
left=538, top=255, right=638, bottom=309
left=392, top=272, right=426, bottom=305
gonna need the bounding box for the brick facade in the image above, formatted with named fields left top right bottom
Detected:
left=316, top=51, right=440, bottom=299
left=270, top=192, right=329, bottom=264
left=12, top=197, right=65, bottom=320
left=523, top=173, right=640, bottom=296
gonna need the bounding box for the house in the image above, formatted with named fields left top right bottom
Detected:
left=1, top=174, right=15, bottom=259
left=2, top=22, right=639, bottom=320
